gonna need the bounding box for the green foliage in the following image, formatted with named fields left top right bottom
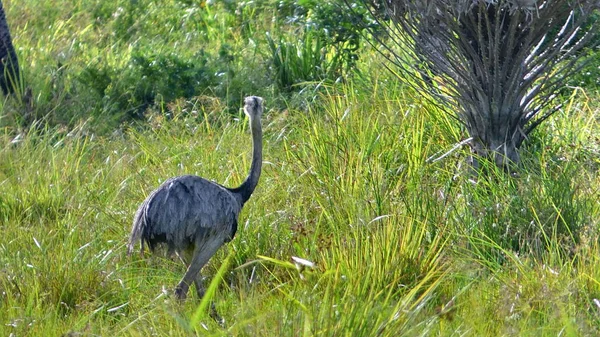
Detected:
left=0, top=0, right=376, bottom=130
left=265, top=0, right=373, bottom=93
left=458, top=160, right=591, bottom=261
left=278, top=0, right=370, bottom=68
left=2, top=70, right=600, bottom=336
left=567, top=49, right=600, bottom=88
left=266, top=31, right=344, bottom=92
left=1, top=1, right=600, bottom=336
left=78, top=50, right=215, bottom=121
left=1, top=0, right=278, bottom=131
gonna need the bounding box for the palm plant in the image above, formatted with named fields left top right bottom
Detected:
left=360, top=0, right=600, bottom=171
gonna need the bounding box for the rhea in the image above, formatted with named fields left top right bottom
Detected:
left=128, top=96, right=263, bottom=300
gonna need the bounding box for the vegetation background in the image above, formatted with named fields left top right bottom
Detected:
left=1, top=0, right=599, bottom=335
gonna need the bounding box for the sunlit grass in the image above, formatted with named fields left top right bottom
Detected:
left=2, top=78, right=599, bottom=336
left=1, top=0, right=600, bottom=336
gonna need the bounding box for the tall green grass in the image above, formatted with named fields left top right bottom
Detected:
left=2, top=73, right=599, bottom=336
left=1, top=0, right=600, bottom=336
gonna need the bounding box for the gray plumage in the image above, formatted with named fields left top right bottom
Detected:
left=128, top=96, right=264, bottom=300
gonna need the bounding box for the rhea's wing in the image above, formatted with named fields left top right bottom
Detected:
left=142, top=175, right=240, bottom=248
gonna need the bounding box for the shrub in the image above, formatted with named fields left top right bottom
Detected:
left=360, top=0, right=600, bottom=172
left=266, top=0, right=374, bottom=92
left=78, top=49, right=215, bottom=122
left=266, top=30, right=344, bottom=92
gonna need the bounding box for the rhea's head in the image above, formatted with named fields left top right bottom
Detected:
left=243, top=96, right=264, bottom=120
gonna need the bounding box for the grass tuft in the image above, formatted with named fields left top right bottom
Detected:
left=1, top=1, right=599, bottom=336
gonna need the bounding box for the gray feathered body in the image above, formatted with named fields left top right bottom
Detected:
left=128, top=175, right=242, bottom=255
left=127, top=96, right=263, bottom=302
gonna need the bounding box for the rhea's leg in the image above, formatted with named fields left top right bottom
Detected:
left=193, top=277, right=206, bottom=298
left=172, top=248, right=192, bottom=299
left=193, top=274, right=224, bottom=326
left=174, top=239, right=223, bottom=301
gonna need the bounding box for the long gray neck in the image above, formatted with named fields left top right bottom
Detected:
left=231, top=115, right=262, bottom=205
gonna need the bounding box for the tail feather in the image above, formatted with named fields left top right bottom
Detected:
left=128, top=206, right=146, bottom=255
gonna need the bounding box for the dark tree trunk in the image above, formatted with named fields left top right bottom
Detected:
left=0, top=0, right=20, bottom=95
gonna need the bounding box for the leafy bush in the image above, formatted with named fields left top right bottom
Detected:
left=266, top=30, right=344, bottom=92
left=278, top=0, right=370, bottom=70
left=78, top=50, right=215, bottom=122
left=265, top=0, right=373, bottom=92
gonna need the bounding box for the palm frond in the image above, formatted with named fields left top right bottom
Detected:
left=356, top=0, right=600, bottom=170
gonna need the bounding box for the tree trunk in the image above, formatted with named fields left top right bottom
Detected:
left=0, top=0, right=20, bottom=95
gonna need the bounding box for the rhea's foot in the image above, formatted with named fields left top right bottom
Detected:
left=174, top=284, right=189, bottom=301
left=194, top=283, right=224, bottom=326
left=210, top=302, right=225, bottom=327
